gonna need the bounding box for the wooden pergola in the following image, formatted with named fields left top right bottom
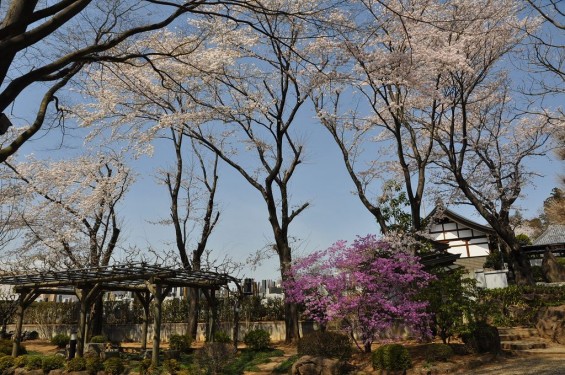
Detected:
left=0, top=263, right=236, bottom=366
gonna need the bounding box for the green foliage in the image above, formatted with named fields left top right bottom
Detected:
left=90, top=335, right=107, bottom=343
left=531, top=265, right=546, bottom=282
left=163, top=359, right=180, bottom=375
left=379, top=180, right=413, bottom=232
left=273, top=354, right=299, bottom=374
left=103, top=357, right=125, bottom=375
left=372, top=344, right=412, bottom=372
left=0, top=356, right=15, bottom=372
left=477, top=285, right=565, bottom=326
left=483, top=250, right=504, bottom=270
left=243, top=329, right=271, bottom=351
left=14, top=355, right=29, bottom=368
left=297, top=331, right=352, bottom=360
left=194, top=342, right=235, bottom=375
left=51, top=333, right=70, bottom=348
left=425, top=343, right=454, bottom=362
left=138, top=358, right=152, bottom=375
left=168, top=334, right=192, bottom=353
left=515, top=234, right=532, bottom=246
left=223, top=349, right=284, bottom=374
left=67, top=357, right=87, bottom=372
left=85, top=354, right=104, bottom=375
left=25, top=355, right=43, bottom=370
left=0, top=339, right=26, bottom=355
left=213, top=331, right=232, bottom=344
left=460, top=322, right=501, bottom=354
left=42, top=355, right=65, bottom=373
left=419, top=267, right=477, bottom=343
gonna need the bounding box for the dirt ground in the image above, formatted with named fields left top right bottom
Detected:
left=21, top=340, right=565, bottom=374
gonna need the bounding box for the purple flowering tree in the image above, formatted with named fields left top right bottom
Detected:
left=284, top=235, right=432, bottom=352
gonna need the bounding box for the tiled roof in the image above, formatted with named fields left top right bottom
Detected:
left=533, top=224, right=565, bottom=245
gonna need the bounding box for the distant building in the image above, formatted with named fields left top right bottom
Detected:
left=427, top=206, right=497, bottom=258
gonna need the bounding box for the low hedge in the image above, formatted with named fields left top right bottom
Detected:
left=372, top=344, right=412, bottom=372
left=297, top=331, right=352, bottom=360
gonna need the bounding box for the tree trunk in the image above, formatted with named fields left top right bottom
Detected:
left=90, top=296, right=104, bottom=337
left=187, top=287, right=200, bottom=340
left=279, top=248, right=300, bottom=343
left=505, top=243, right=534, bottom=285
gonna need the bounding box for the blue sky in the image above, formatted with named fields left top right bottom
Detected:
left=5, top=35, right=563, bottom=283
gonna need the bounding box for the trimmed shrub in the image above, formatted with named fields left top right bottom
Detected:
left=0, top=339, right=26, bottom=356
left=297, top=331, right=352, bottom=360
left=25, top=355, right=43, bottom=370
left=163, top=359, right=180, bottom=375
left=425, top=343, right=454, bottom=362
left=90, top=335, right=107, bottom=343
left=51, top=334, right=70, bottom=348
left=66, top=357, right=87, bottom=372
left=85, top=355, right=104, bottom=375
left=460, top=322, right=501, bottom=354
left=243, top=329, right=271, bottom=351
left=14, top=355, right=29, bottom=368
left=372, top=344, right=412, bottom=372
left=195, top=342, right=235, bottom=375
left=168, top=334, right=192, bottom=353
left=103, top=357, right=125, bottom=375
left=42, top=355, right=65, bottom=373
left=0, top=356, right=15, bottom=373
left=138, top=358, right=152, bottom=375
left=213, top=331, right=232, bottom=344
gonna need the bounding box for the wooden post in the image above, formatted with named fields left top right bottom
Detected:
left=134, top=291, right=153, bottom=351
left=209, top=288, right=218, bottom=341
left=12, top=289, right=38, bottom=357
left=75, top=285, right=101, bottom=357
left=146, top=283, right=171, bottom=367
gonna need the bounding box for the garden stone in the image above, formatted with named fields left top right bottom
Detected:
left=48, top=369, right=65, bottom=375
left=291, top=355, right=344, bottom=375
left=26, top=370, right=44, bottom=375
left=66, top=371, right=90, bottom=375
left=536, top=305, right=565, bottom=344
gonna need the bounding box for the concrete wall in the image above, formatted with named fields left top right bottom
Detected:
left=7, top=321, right=315, bottom=343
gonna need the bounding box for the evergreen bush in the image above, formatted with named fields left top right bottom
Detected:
left=371, top=344, right=412, bottom=372
left=24, top=355, right=43, bottom=370
left=243, top=329, right=271, bottom=351
left=51, top=333, right=70, bottom=348
left=67, top=357, right=87, bottom=372
left=85, top=354, right=103, bottom=375
left=42, top=355, right=65, bottom=373
left=168, top=334, right=191, bottom=353
left=460, top=322, right=501, bottom=354
left=213, top=331, right=232, bottom=343
left=0, top=339, right=26, bottom=355
left=90, top=335, right=107, bottom=343
left=297, top=331, right=352, bottom=360
left=103, top=357, right=125, bottom=375
left=0, top=356, right=15, bottom=373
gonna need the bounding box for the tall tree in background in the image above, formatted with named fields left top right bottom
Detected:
left=74, top=28, right=226, bottom=339
left=427, top=0, right=556, bottom=283
left=0, top=0, right=318, bottom=162
left=1, top=151, right=132, bottom=333
left=180, top=4, right=325, bottom=342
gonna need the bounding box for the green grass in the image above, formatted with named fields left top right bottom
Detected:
left=273, top=354, right=299, bottom=373
left=223, top=349, right=284, bottom=375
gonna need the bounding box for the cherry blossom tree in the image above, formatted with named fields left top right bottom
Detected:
left=0, top=0, right=327, bottom=163
left=73, top=26, right=234, bottom=339
left=284, top=234, right=432, bottom=352
left=1, top=150, right=133, bottom=333
left=2, top=151, right=132, bottom=270
left=312, top=0, right=538, bottom=238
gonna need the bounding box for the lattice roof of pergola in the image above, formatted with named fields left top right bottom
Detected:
left=0, top=262, right=237, bottom=293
